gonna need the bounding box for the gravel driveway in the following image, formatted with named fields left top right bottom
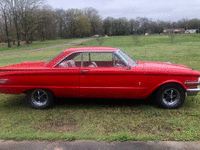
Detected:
left=0, top=38, right=92, bottom=57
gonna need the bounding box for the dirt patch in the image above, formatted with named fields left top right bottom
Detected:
left=34, top=116, right=78, bottom=133
left=0, top=38, right=92, bottom=57
left=76, top=43, right=87, bottom=46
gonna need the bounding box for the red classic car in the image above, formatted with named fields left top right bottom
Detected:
left=0, top=47, right=200, bottom=109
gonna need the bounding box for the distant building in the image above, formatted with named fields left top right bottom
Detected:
left=94, top=35, right=99, bottom=37
left=163, top=28, right=185, bottom=34
left=185, top=29, right=198, bottom=34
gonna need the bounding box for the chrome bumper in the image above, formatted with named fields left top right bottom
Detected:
left=186, top=86, right=200, bottom=96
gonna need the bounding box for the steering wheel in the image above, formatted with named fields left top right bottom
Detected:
left=59, top=61, right=68, bottom=67
left=116, top=63, right=123, bottom=67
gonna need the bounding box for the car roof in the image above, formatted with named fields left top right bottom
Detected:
left=46, top=47, right=119, bottom=67
left=64, top=47, right=118, bottom=53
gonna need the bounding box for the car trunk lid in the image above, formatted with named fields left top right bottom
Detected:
left=0, top=61, right=47, bottom=71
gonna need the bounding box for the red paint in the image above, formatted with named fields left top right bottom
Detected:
left=0, top=47, right=200, bottom=99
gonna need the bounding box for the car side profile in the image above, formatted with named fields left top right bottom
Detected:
left=0, top=47, right=200, bottom=109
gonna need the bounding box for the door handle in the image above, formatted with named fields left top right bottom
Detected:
left=81, top=70, right=90, bottom=73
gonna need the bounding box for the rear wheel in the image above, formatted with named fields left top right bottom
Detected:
left=27, top=89, right=54, bottom=109
left=156, top=83, right=185, bottom=109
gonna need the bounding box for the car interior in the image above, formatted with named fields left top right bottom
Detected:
left=57, top=52, right=126, bottom=68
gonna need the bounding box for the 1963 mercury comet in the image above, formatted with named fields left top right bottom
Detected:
left=0, top=47, right=200, bottom=109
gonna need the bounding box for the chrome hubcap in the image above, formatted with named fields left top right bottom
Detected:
left=31, top=89, right=48, bottom=106
left=162, top=88, right=180, bottom=106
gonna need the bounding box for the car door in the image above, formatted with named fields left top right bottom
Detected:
left=79, top=52, right=145, bottom=99
left=51, top=67, right=80, bottom=98
left=50, top=53, right=82, bottom=98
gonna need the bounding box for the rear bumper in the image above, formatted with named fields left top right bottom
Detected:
left=186, top=86, right=200, bottom=96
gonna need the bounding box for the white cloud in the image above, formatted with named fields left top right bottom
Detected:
left=47, top=0, right=200, bottom=21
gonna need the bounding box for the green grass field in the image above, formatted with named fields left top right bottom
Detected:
left=0, top=38, right=81, bottom=55
left=0, top=34, right=200, bottom=141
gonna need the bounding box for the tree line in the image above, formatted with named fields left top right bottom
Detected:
left=0, top=0, right=200, bottom=47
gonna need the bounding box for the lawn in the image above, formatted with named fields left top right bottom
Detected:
left=0, top=34, right=200, bottom=141
left=0, top=38, right=81, bottom=55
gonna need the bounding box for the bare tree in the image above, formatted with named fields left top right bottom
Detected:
left=129, top=19, right=135, bottom=34
left=95, top=36, right=104, bottom=46
left=56, top=8, right=66, bottom=39
left=84, top=7, right=102, bottom=36
left=65, top=9, right=82, bottom=38
left=8, top=13, right=16, bottom=45
left=0, top=18, right=5, bottom=42
left=18, top=0, right=45, bottom=44
left=168, top=31, right=176, bottom=44
left=9, top=0, right=21, bottom=46
left=132, top=35, right=140, bottom=46
left=103, top=17, right=114, bottom=35
left=76, top=14, right=91, bottom=37
left=36, top=5, right=57, bottom=41
left=138, top=17, right=150, bottom=35
left=111, top=17, right=129, bottom=36
left=0, top=0, right=11, bottom=47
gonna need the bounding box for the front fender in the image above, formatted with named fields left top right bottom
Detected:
left=144, top=79, right=187, bottom=98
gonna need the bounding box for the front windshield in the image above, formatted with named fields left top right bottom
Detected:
left=117, top=50, right=137, bottom=67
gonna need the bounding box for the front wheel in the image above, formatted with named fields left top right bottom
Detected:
left=27, top=89, right=54, bottom=109
left=156, top=84, right=185, bottom=109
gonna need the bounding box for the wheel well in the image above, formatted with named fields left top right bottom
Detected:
left=148, top=82, right=186, bottom=100
left=158, top=82, right=186, bottom=92
left=23, top=89, right=55, bottom=96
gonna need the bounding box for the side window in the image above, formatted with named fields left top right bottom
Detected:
left=80, top=52, right=126, bottom=68
left=73, top=53, right=81, bottom=61
left=90, top=53, right=112, bottom=61
left=56, top=52, right=126, bottom=68
left=82, top=53, right=90, bottom=67
left=86, top=52, right=113, bottom=67
left=57, top=52, right=81, bottom=67
left=83, top=53, right=89, bottom=62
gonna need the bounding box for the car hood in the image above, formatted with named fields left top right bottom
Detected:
left=137, top=61, right=200, bottom=76
left=141, top=61, right=190, bottom=69
left=0, top=61, right=47, bottom=70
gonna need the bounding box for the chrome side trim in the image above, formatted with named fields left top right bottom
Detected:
left=184, top=81, right=200, bottom=85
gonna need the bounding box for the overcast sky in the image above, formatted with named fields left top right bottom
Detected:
left=47, top=0, right=200, bottom=21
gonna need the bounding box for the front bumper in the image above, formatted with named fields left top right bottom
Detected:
left=186, top=86, right=200, bottom=96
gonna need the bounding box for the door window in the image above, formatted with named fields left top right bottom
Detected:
left=56, top=52, right=126, bottom=68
